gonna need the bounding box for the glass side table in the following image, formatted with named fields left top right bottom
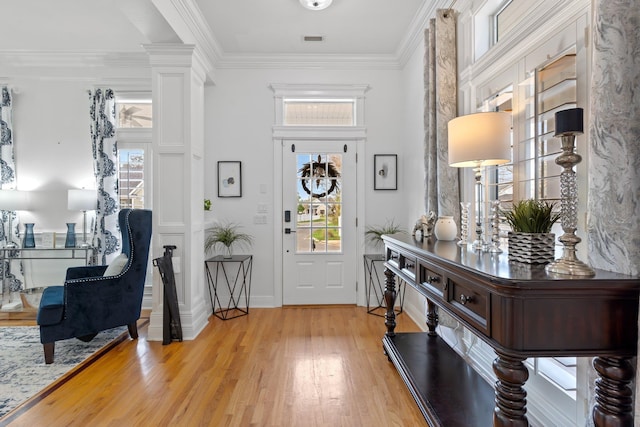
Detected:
left=363, top=253, right=405, bottom=317
left=205, top=255, right=253, bottom=320
left=1, top=246, right=97, bottom=312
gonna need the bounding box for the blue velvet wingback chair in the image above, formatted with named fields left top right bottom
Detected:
left=37, top=209, right=152, bottom=364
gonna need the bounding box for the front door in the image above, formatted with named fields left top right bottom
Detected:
left=282, top=141, right=356, bottom=304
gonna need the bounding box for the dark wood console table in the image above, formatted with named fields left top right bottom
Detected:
left=381, top=234, right=640, bottom=426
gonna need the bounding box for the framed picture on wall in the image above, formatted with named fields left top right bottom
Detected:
left=374, top=154, right=397, bottom=190
left=217, top=161, right=242, bottom=197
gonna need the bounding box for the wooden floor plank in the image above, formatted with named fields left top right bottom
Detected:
left=2, top=306, right=426, bottom=426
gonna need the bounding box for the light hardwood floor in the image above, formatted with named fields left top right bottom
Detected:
left=2, top=306, right=426, bottom=426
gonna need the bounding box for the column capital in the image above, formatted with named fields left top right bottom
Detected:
left=143, top=43, right=210, bottom=84
left=143, top=43, right=196, bottom=66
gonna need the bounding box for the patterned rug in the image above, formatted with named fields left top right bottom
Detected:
left=0, top=326, right=127, bottom=420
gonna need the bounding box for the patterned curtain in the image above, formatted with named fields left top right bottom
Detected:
left=0, top=86, right=24, bottom=297
left=424, top=10, right=460, bottom=222
left=89, top=88, right=120, bottom=265
left=0, top=87, right=16, bottom=242
left=587, top=0, right=640, bottom=424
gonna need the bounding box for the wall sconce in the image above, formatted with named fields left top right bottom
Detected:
left=374, top=154, right=397, bottom=190
left=68, top=189, right=97, bottom=248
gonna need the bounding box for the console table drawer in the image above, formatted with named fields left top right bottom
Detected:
left=387, top=248, right=416, bottom=282
left=401, top=256, right=417, bottom=281
left=448, top=277, right=490, bottom=334
left=419, top=263, right=445, bottom=299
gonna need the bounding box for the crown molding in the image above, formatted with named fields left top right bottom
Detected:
left=396, top=0, right=451, bottom=67
left=0, top=50, right=150, bottom=69
left=214, top=52, right=402, bottom=70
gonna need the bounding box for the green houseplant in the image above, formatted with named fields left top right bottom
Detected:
left=365, top=219, right=405, bottom=251
left=502, top=199, right=560, bottom=264
left=205, top=222, right=253, bottom=258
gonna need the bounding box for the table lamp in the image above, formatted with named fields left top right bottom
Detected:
left=448, top=112, right=511, bottom=251
left=0, top=190, right=30, bottom=248
left=68, top=189, right=97, bottom=248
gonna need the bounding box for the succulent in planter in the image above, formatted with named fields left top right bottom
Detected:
left=365, top=219, right=405, bottom=251
left=205, top=222, right=253, bottom=258
left=502, top=199, right=560, bottom=234
left=502, top=199, right=561, bottom=264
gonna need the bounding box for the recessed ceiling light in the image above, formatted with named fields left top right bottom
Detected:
left=299, top=0, right=333, bottom=11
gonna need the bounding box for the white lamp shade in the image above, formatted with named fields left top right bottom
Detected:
left=0, top=190, right=30, bottom=210
left=448, top=112, right=512, bottom=168
left=68, top=189, right=97, bottom=211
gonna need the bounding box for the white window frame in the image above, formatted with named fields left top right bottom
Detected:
left=458, top=2, right=591, bottom=425
left=115, top=91, right=153, bottom=309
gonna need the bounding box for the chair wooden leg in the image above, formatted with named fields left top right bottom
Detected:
left=128, top=322, right=138, bottom=339
left=43, top=342, right=55, bottom=364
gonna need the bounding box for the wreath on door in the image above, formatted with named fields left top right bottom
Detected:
left=298, top=155, right=340, bottom=198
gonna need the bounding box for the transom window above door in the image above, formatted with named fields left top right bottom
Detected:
left=284, top=99, right=355, bottom=126
left=270, top=83, right=370, bottom=127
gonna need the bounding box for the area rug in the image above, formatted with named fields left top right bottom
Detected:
left=0, top=325, right=127, bottom=419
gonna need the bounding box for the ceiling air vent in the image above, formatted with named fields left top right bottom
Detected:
left=303, top=35, right=325, bottom=42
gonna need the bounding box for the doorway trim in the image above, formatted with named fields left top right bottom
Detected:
left=272, top=126, right=366, bottom=306
left=270, top=83, right=370, bottom=307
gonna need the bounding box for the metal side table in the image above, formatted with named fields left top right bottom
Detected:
left=363, top=253, right=405, bottom=317
left=205, top=255, right=253, bottom=320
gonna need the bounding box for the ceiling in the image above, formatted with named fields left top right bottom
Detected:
left=0, top=0, right=435, bottom=68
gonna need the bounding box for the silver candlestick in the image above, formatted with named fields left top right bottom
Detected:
left=546, top=108, right=594, bottom=276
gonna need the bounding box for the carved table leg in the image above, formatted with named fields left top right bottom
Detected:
left=592, top=356, right=634, bottom=427
left=383, top=267, right=397, bottom=337
left=426, top=298, right=438, bottom=336
left=492, top=352, right=529, bottom=427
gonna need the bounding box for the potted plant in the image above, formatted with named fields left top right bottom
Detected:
left=365, top=219, right=405, bottom=252
left=502, top=199, right=561, bottom=264
left=205, top=222, right=253, bottom=258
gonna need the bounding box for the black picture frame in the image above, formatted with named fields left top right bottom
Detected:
left=374, top=154, right=397, bottom=190
left=217, top=161, right=242, bottom=197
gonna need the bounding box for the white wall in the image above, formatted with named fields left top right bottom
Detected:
left=397, top=39, right=431, bottom=323
left=204, top=67, right=408, bottom=306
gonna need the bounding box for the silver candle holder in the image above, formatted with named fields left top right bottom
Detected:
left=488, top=200, right=502, bottom=253
left=458, top=202, right=470, bottom=247
left=546, top=108, right=595, bottom=276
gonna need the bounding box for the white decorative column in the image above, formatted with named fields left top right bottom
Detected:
left=144, top=43, right=209, bottom=341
